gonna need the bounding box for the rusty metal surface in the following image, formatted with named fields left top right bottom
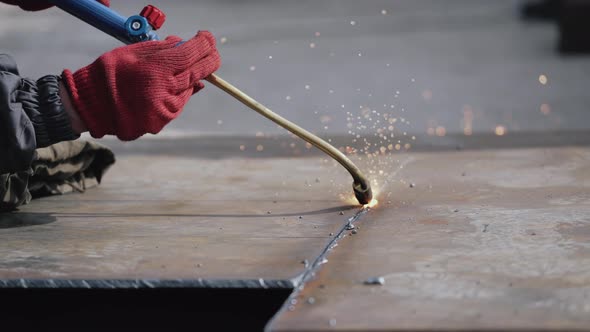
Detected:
left=270, top=147, right=590, bottom=331
left=0, top=154, right=360, bottom=286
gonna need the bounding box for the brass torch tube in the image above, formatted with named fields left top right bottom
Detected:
left=205, top=73, right=372, bottom=204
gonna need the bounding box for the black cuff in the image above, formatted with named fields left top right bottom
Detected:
left=19, top=75, right=80, bottom=148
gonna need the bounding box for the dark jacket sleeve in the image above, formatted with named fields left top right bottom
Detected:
left=0, top=0, right=53, bottom=11
left=0, top=54, right=80, bottom=174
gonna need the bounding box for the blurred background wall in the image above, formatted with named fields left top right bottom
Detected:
left=1, top=0, right=588, bottom=138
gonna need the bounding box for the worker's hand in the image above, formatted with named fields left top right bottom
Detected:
left=1, top=0, right=109, bottom=11
left=61, top=31, right=221, bottom=141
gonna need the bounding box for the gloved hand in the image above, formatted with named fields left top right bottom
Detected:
left=62, top=31, right=221, bottom=141
left=1, top=0, right=109, bottom=11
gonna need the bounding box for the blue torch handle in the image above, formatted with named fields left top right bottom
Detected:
left=49, top=0, right=160, bottom=45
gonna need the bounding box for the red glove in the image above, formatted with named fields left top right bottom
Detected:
left=1, top=0, right=109, bottom=11
left=62, top=31, right=221, bottom=141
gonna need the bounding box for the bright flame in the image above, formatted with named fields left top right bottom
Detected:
left=339, top=185, right=380, bottom=207
left=365, top=199, right=379, bottom=208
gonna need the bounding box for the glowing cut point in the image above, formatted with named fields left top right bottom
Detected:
left=365, top=199, right=379, bottom=209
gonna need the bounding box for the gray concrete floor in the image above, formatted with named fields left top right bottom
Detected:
left=1, top=0, right=589, bottom=140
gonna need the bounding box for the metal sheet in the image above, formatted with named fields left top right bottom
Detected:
left=0, top=154, right=360, bottom=286
left=270, top=147, right=590, bottom=330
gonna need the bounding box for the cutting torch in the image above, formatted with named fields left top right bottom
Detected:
left=48, top=0, right=374, bottom=205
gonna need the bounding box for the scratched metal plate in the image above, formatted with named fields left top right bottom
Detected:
left=270, top=147, right=590, bottom=330
left=0, top=152, right=361, bottom=288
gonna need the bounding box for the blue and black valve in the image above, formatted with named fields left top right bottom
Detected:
left=49, top=0, right=165, bottom=45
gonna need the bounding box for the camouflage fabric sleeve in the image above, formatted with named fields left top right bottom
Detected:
left=0, top=170, right=33, bottom=212
left=0, top=140, right=115, bottom=212
left=28, top=140, right=115, bottom=199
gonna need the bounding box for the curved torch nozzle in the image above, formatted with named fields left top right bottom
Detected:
left=353, top=179, right=373, bottom=205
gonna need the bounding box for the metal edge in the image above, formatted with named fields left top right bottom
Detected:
left=265, top=207, right=371, bottom=332
left=0, top=278, right=295, bottom=290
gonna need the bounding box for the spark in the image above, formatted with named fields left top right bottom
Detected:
left=495, top=125, right=507, bottom=136
left=539, top=74, right=548, bottom=85
left=256, top=145, right=264, bottom=152
left=249, top=66, right=256, bottom=71
left=220, top=37, right=228, bottom=44
left=350, top=20, right=356, bottom=26
left=435, top=126, right=446, bottom=137
left=365, top=199, right=379, bottom=208
left=325, top=83, right=415, bottom=210
left=462, top=104, right=474, bottom=136
left=381, top=9, right=388, bottom=15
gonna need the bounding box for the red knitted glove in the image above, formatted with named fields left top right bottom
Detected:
left=1, top=0, right=109, bottom=11
left=62, top=31, right=221, bottom=141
